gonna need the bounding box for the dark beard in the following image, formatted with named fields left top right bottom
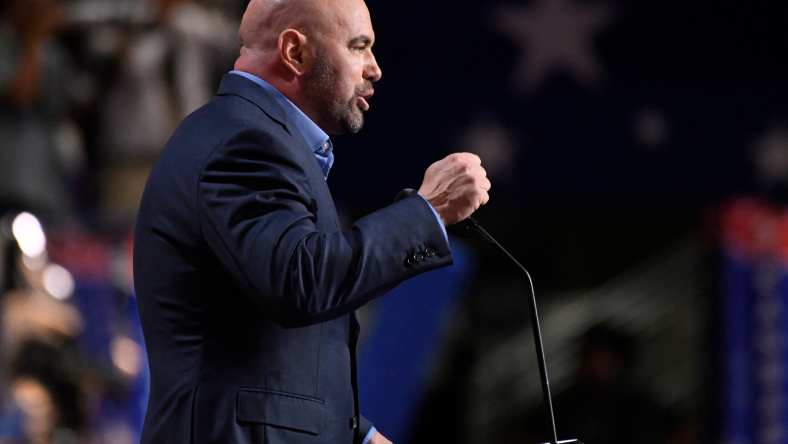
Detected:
left=303, top=55, right=365, bottom=135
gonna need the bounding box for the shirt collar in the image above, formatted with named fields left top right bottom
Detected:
left=229, top=70, right=334, bottom=176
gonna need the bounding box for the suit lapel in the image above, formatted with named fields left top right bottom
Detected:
left=217, top=74, right=343, bottom=230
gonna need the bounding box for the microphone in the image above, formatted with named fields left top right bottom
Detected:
left=454, top=216, right=582, bottom=444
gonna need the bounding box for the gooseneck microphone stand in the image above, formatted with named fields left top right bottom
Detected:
left=454, top=217, right=582, bottom=444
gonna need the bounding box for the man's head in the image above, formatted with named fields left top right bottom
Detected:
left=234, top=0, right=382, bottom=135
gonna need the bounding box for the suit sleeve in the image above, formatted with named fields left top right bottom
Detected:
left=198, top=129, right=452, bottom=327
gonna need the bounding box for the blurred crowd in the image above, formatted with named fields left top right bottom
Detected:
left=0, top=0, right=241, bottom=225
left=0, top=0, right=243, bottom=442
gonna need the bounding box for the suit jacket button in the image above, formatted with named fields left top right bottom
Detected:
left=415, top=253, right=425, bottom=262
left=349, top=417, right=359, bottom=430
left=405, top=256, right=416, bottom=266
left=425, top=248, right=436, bottom=257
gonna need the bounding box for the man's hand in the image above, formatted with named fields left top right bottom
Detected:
left=369, top=431, right=394, bottom=444
left=418, top=153, right=491, bottom=225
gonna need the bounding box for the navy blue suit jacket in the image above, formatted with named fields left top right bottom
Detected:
left=133, top=74, right=452, bottom=444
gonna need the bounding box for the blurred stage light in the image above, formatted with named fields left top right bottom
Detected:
left=42, top=264, right=75, bottom=301
left=111, top=336, right=142, bottom=378
left=11, top=212, right=47, bottom=258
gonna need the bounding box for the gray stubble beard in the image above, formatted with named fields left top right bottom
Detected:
left=304, top=54, right=365, bottom=135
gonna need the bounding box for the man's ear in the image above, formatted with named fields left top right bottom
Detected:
left=278, top=29, right=312, bottom=76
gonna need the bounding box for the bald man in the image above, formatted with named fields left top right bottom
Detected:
left=133, top=1, right=490, bottom=443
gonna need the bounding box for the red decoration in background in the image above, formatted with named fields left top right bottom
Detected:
left=48, top=230, right=113, bottom=281
left=780, top=213, right=788, bottom=263
left=722, top=198, right=788, bottom=263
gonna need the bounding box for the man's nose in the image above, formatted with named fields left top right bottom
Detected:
left=365, top=53, right=382, bottom=82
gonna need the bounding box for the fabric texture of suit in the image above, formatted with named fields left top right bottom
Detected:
left=133, top=73, right=452, bottom=444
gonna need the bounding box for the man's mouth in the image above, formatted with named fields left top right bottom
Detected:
left=357, top=90, right=374, bottom=111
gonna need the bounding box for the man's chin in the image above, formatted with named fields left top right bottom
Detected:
left=325, top=107, right=364, bottom=135
left=343, top=112, right=365, bottom=134
left=346, top=122, right=363, bottom=134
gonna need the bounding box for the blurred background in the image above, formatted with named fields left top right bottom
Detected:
left=0, top=0, right=785, bottom=443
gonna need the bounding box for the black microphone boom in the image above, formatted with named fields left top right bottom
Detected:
left=454, top=217, right=582, bottom=444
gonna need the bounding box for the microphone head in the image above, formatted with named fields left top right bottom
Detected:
left=448, top=218, right=479, bottom=238
left=394, top=188, right=418, bottom=202
left=450, top=216, right=497, bottom=245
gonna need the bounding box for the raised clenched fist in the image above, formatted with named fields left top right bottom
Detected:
left=417, top=153, right=491, bottom=226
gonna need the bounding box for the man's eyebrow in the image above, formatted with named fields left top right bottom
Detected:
left=349, top=35, right=373, bottom=46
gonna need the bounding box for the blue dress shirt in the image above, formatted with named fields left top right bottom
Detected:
left=228, top=71, right=446, bottom=444
left=230, top=70, right=334, bottom=177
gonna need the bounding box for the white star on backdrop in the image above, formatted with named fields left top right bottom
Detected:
left=494, top=0, right=613, bottom=92
left=633, top=108, right=670, bottom=150
left=753, top=125, right=788, bottom=186
left=459, top=116, right=518, bottom=180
